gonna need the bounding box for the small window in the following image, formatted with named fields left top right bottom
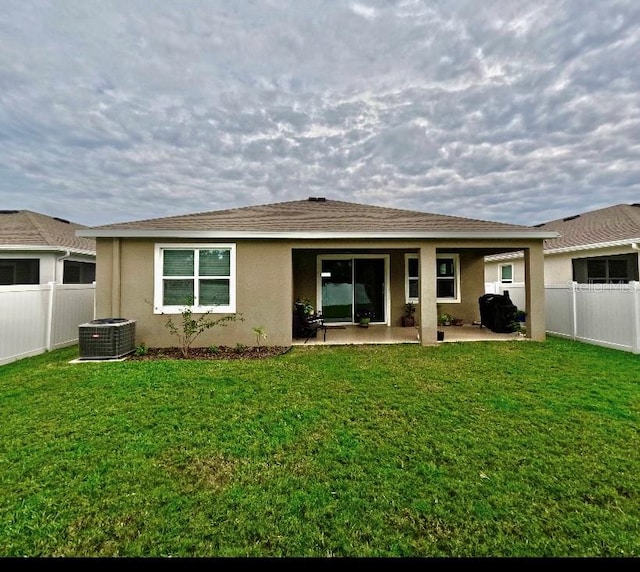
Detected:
left=0, top=259, right=39, bottom=285
left=436, top=256, right=459, bottom=301
left=154, top=244, right=236, bottom=313
left=572, top=254, right=638, bottom=284
left=500, top=264, right=513, bottom=284
left=405, top=253, right=460, bottom=303
left=63, top=261, right=96, bottom=284
left=405, top=254, right=419, bottom=303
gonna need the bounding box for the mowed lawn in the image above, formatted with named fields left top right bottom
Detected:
left=0, top=337, right=638, bottom=558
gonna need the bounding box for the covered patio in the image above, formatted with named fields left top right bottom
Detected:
left=293, top=323, right=526, bottom=346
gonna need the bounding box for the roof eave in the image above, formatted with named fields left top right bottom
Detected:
left=0, top=245, right=96, bottom=256
left=485, top=238, right=640, bottom=261
left=545, top=238, right=640, bottom=255
left=77, top=229, right=558, bottom=240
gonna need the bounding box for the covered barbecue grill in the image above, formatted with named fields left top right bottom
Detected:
left=478, top=291, right=518, bottom=333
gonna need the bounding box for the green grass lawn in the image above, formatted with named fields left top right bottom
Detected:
left=0, top=337, right=638, bottom=557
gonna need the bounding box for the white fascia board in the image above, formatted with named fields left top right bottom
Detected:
left=77, top=229, right=559, bottom=240
left=0, top=245, right=96, bottom=256
left=544, top=238, right=640, bottom=255
left=485, top=238, right=640, bottom=260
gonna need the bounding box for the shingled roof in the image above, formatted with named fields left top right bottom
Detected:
left=536, top=203, right=640, bottom=251
left=0, top=210, right=96, bottom=254
left=78, top=198, right=556, bottom=239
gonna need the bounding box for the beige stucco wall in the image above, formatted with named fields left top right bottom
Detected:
left=95, top=237, right=547, bottom=348
left=96, top=238, right=293, bottom=347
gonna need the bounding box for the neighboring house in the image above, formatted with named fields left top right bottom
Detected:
left=77, top=197, right=557, bottom=347
left=0, top=210, right=96, bottom=285
left=485, top=203, right=640, bottom=287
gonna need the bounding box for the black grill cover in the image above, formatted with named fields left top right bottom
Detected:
left=478, top=292, right=518, bottom=333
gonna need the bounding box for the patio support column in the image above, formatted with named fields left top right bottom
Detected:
left=419, top=243, right=438, bottom=346
left=524, top=243, right=546, bottom=341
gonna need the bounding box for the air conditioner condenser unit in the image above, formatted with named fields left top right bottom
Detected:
left=78, top=318, right=136, bottom=359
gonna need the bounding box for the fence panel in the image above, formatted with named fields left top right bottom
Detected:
left=51, top=284, right=97, bottom=349
left=0, top=285, right=49, bottom=364
left=0, top=283, right=95, bottom=366
left=487, top=281, right=640, bottom=353
left=545, top=281, right=639, bottom=353
left=545, top=284, right=575, bottom=338
left=574, top=284, right=638, bottom=350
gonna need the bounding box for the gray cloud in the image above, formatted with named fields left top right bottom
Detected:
left=0, top=0, right=639, bottom=226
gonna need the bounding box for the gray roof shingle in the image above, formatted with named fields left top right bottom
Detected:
left=0, top=210, right=96, bottom=253
left=81, top=198, right=552, bottom=237
left=537, top=203, right=640, bottom=250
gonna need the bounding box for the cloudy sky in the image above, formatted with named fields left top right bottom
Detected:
left=1, top=0, right=639, bottom=227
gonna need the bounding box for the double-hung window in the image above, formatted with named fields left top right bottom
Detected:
left=436, top=255, right=459, bottom=301
left=405, top=253, right=460, bottom=303
left=154, top=244, right=236, bottom=313
left=405, top=255, right=419, bottom=303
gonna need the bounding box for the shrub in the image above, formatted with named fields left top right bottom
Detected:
left=163, top=297, right=243, bottom=358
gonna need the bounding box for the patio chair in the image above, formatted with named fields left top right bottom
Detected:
left=293, top=302, right=327, bottom=343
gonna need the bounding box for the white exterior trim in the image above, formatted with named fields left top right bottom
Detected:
left=0, top=245, right=96, bottom=256
left=153, top=243, right=236, bottom=314
left=485, top=239, right=640, bottom=261
left=545, top=238, right=640, bottom=255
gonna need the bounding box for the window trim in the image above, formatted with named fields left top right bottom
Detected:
left=405, top=254, right=419, bottom=304
left=500, top=263, right=514, bottom=284
left=154, top=243, right=236, bottom=314
left=405, top=253, right=461, bottom=303
left=436, top=253, right=460, bottom=303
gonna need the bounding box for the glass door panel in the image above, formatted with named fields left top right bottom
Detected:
left=321, top=259, right=353, bottom=323
left=354, top=259, right=385, bottom=323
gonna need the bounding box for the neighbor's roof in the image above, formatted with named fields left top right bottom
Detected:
left=536, top=203, right=640, bottom=252
left=0, top=210, right=96, bottom=254
left=77, top=198, right=557, bottom=240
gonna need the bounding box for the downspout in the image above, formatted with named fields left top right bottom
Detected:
left=55, top=250, right=71, bottom=283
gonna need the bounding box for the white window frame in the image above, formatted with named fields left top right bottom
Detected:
left=405, top=254, right=419, bottom=304
left=436, top=254, right=460, bottom=303
left=154, top=243, right=236, bottom=314
left=405, top=253, right=461, bottom=303
left=500, top=263, right=514, bottom=284
left=317, top=254, right=391, bottom=326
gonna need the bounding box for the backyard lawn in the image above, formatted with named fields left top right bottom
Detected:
left=0, top=337, right=638, bottom=557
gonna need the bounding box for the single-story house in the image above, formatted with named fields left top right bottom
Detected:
left=77, top=197, right=558, bottom=347
left=485, top=203, right=640, bottom=287
left=0, top=210, right=96, bottom=285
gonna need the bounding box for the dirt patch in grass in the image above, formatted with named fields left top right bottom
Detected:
left=129, top=346, right=291, bottom=361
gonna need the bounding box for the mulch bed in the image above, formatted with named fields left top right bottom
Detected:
left=128, top=346, right=291, bottom=361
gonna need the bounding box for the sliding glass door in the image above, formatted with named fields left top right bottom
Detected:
left=319, top=256, right=387, bottom=324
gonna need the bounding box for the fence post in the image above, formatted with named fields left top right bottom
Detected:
left=632, top=281, right=640, bottom=354
left=45, top=282, right=55, bottom=351
left=570, top=281, right=577, bottom=340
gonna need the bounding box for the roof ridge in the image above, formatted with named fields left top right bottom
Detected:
left=91, top=198, right=536, bottom=231
left=22, top=211, right=52, bottom=246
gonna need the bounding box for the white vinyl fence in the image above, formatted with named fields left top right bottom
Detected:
left=545, top=281, right=640, bottom=354
left=0, top=282, right=96, bottom=366
left=485, top=280, right=640, bottom=353
left=484, top=282, right=526, bottom=312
